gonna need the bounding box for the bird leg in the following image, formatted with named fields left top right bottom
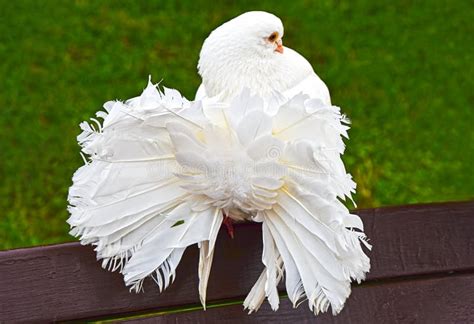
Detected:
left=222, top=214, right=235, bottom=239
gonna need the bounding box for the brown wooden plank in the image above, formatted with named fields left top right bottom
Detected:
left=365, top=200, right=474, bottom=279
left=0, top=201, right=473, bottom=322
left=123, top=273, right=474, bottom=324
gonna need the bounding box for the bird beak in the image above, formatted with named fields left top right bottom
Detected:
left=275, top=39, right=284, bottom=54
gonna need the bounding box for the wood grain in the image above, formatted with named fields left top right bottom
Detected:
left=124, top=273, right=474, bottom=324
left=0, top=201, right=473, bottom=322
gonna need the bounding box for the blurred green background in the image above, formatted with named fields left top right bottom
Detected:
left=1, top=1, right=473, bottom=250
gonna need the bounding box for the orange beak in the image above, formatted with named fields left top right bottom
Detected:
left=275, top=39, right=284, bottom=54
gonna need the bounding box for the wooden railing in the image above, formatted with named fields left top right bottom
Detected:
left=1, top=201, right=473, bottom=323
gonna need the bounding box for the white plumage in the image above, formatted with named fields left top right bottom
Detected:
left=68, top=11, right=370, bottom=315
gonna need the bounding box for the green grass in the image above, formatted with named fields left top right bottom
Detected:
left=1, top=0, right=473, bottom=250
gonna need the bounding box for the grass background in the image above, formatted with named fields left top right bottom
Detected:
left=1, top=0, right=473, bottom=250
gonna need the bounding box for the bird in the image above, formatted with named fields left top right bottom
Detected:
left=67, top=11, right=370, bottom=316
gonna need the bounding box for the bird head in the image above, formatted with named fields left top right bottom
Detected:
left=198, top=11, right=287, bottom=99
left=227, top=11, right=285, bottom=55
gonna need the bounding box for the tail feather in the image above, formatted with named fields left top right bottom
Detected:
left=262, top=222, right=281, bottom=311
left=68, top=81, right=217, bottom=296
left=68, top=78, right=370, bottom=317
left=251, top=187, right=370, bottom=315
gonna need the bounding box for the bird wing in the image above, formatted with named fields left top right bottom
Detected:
left=278, top=47, right=332, bottom=105
left=195, top=83, right=207, bottom=100
left=284, top=72, right=331, bottom=105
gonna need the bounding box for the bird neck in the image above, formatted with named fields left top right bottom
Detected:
left=198, top=42, right=309, bottom=102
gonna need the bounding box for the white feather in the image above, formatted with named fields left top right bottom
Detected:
left=262, top=221, right=281, bottom=310
left=68, top=10, right=370, bottom=316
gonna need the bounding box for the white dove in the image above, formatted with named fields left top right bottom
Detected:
left=67, top=11, right=370, bottom=316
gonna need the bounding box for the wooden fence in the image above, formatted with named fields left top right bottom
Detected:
left=1, top=201, right=473, bottom=323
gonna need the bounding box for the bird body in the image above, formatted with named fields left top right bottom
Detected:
left=67, top=11, right=370, bottom=316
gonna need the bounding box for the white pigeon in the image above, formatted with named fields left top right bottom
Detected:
left=67, top=11, right=370, bottom=316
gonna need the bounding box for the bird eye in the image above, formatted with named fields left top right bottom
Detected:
left=268, top=32, right=278, bottom=42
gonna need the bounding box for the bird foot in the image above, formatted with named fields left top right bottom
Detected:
left=222, top=215, right=235, bottom=239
